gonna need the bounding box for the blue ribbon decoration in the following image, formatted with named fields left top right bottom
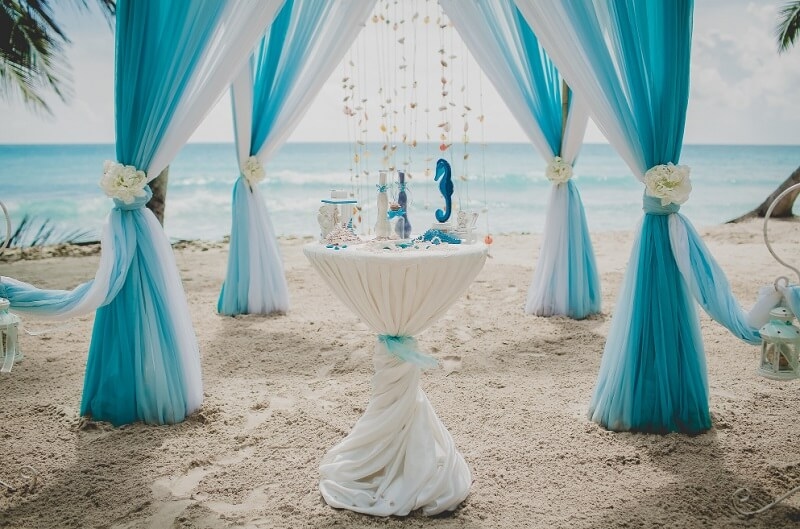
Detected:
left=113, top=185, right=153, bottom=211
left=387, top=208, right=406, bottom=219
left=378, top=335, right=439, bottom=369
left=376, top=183, right=389, bottom=193
left=642, top=194, right=680, bottom=216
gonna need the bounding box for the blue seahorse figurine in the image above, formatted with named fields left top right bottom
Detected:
left=434, top=158, right=454, bottom=223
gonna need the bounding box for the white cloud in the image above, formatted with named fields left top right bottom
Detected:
left=1, top=1, right=798, bottom=146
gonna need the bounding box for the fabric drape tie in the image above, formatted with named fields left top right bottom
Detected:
left=642, top=194, right=680, bottom=216
left=114, top=186, right=153, bottom=211
left=378, top=335, right=439, bottom=369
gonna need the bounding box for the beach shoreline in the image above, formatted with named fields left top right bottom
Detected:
left=1, top=219, right=800, bottom=528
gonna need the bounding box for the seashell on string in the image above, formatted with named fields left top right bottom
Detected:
left=424, top=15, right=430, bottom=23
left=411, top=140, right=417, bottom=148
left=441, top=91, right=448, bottom=97
left=440, top=133, right=447, bottom=141
left=464, top=122, right=469, bottom=132
left=459, top=175, right=467, bottom=181
left=478, top=115, right=485, bottom=122
left=342, top=77, right=349, bottom=83
left=372, top=15, right=378, bottom=22
left=464, top=105, right=472, bottom=111
left=463, top=153, right=470, bottom=160
left=398, top=37, right=405, bottom=44
left=438, top=105, right=447, bottom=111
left=441, top=60, right=448, bottom=67
left=441, top=77, right=448, bottom=85
left=412, top=12, right=419, bottom=21
left=409, top=102, right=417, bottom=109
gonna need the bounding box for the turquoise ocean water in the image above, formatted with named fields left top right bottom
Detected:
left=0, top=142, right=798, bottom=243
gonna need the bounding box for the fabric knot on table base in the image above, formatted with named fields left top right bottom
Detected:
left=377, top=334, right=438, bottom=369
left=318, top=338, right=471, bottom=516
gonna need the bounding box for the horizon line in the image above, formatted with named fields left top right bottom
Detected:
left=1, top=141, right=799, bottom=148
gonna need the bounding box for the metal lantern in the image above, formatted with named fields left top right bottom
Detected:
left=0, top=298, right=21, bottom=373
left=758, top=306, right=800, bottom=380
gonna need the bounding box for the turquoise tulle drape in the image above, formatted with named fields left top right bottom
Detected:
left=441, top=0, right=599, bottom=319
left=219, top=0, right=331, bottom=315
left=523, top=0, right=762, bottom=433
left=517, top=0, right=730, bottom=433
left=82, top=0, right=229, bottom=424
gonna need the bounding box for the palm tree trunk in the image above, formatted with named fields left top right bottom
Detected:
left=728, top=165, right=800, bottom=222
left=147, top=166, right=169, bottom=226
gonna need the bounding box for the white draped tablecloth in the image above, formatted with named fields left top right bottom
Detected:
left=303, top=241, right=488, bottom=516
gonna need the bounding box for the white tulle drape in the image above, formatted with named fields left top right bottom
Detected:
left=147, top=1, right=284, bottom=181
left=441, top=0, right=587, bottom=165
left=233, top=1, right=377, bottom=164
left=513, top=2, right=644, bottom=179
left=225, top=0, right=375, bottom=314
left=304, top=243, right=487, bottom=516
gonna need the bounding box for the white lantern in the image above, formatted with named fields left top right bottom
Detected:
left=0, top=298, right=21, bottom=373
left=758, top=307, right=800, bottom=380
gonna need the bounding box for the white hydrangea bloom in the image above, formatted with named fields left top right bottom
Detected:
left=545, top=156, right=573, bottom=184
left=242, top=156, right=266, bottom=186
left=99, top=160, right=147, bottom=204
left=644, top=163, right=692, bottom=206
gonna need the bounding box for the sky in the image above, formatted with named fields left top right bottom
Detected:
left=1, top=0, right=799, bottom=146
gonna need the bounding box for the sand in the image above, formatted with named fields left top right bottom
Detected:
left=2, top=219, right=800, bottom=529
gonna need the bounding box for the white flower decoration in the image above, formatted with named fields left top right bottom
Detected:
left=242, top=156, right=266, bottom=186
left=99, top=160, right=147, bottom=204
left=643, top=163, right=692, bottom=206
left=545, top=156, right=573, bottom=184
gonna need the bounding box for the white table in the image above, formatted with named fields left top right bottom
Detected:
left=304, top=241, right=487, bottom=516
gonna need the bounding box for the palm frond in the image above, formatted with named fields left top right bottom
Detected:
left=776, top=1, right=800, bottom=53
left=0, top=0, right=115, bottom=112
left=1, top=214, right=97, bottom=248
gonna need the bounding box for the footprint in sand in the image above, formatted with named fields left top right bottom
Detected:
left=441, top=355, right=462, bottom=375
